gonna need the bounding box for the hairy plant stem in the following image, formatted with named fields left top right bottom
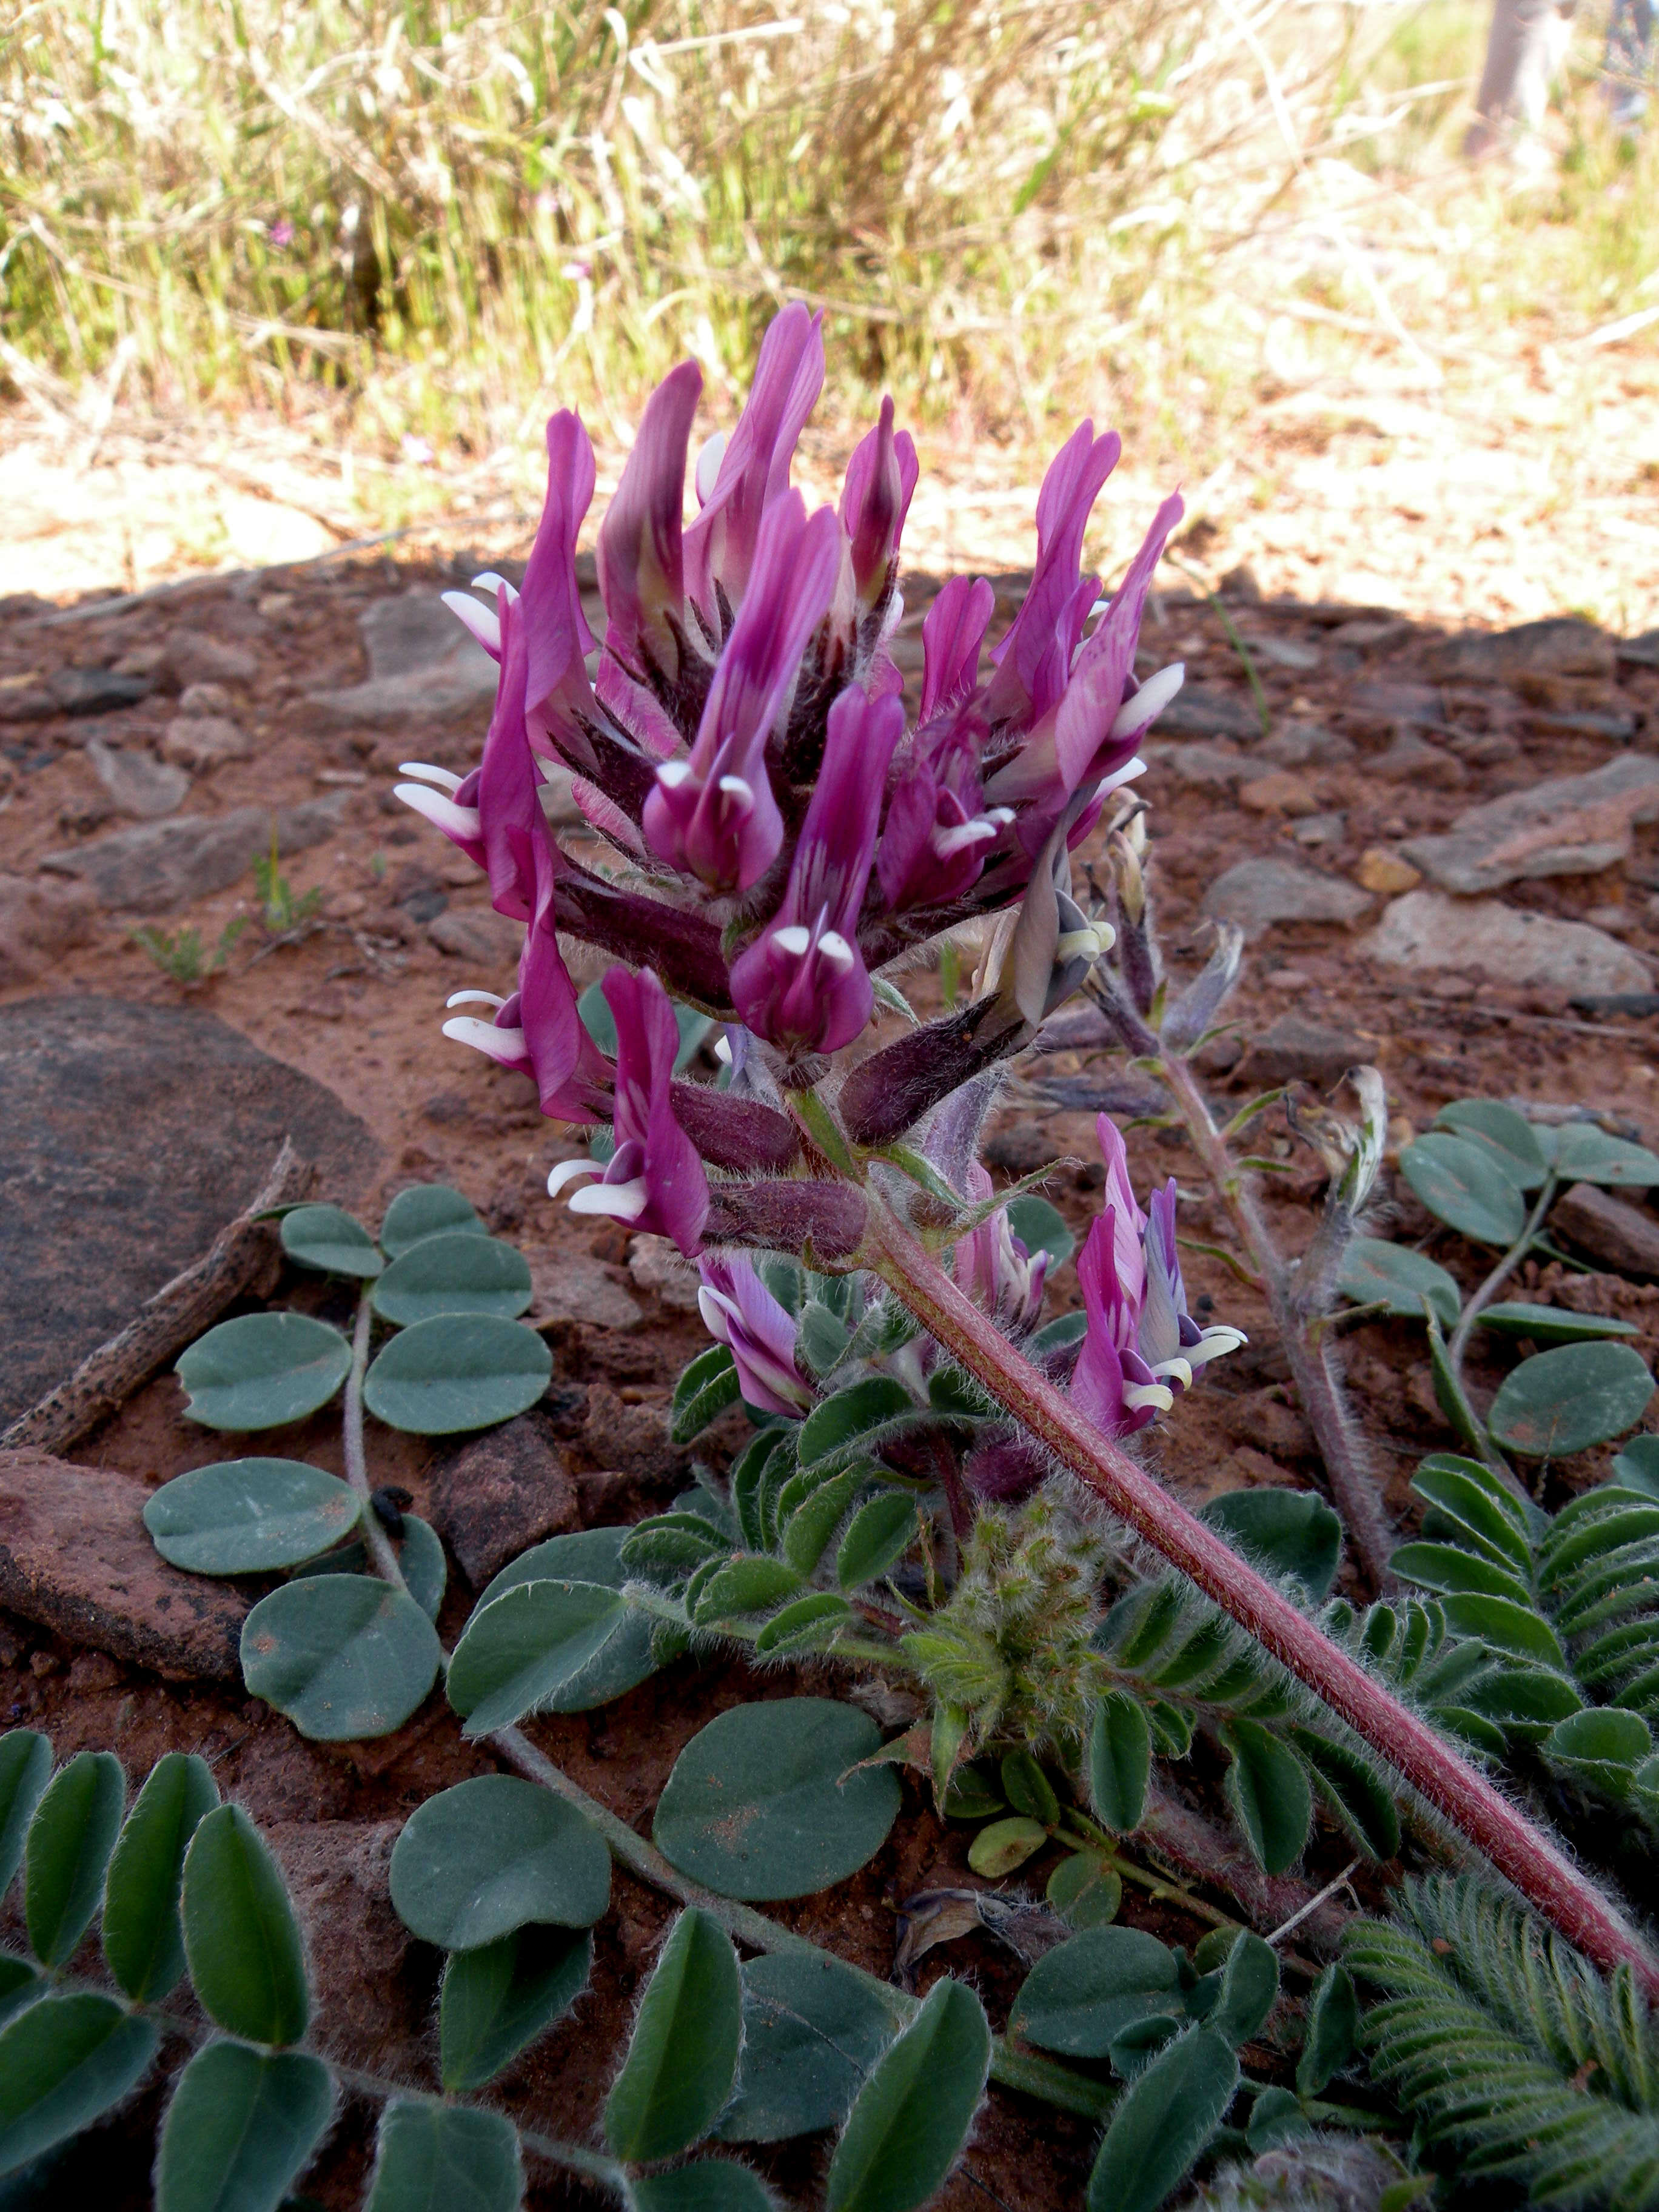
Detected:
left=865, top=1202, right=1659, bottom=1998
left=332, top=1311, right=1111, bottom=2122
left=1156, top=1047, right=1395, bottom=1592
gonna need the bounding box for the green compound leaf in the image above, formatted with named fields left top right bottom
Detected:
left=0, top=1731, right=52, bottom=1902
left=717, top=1951, right=898, bottom=2144
left=440, top=1925, right=591, bottom=2093
left=1208, top=1929, right=1279, bottom=2046
left=671, top=1344, right=741, bottom=1443
left=24, top=1749, right=124, bottom=1967
left=155, top=2042, right=332, bottom=2212
left=363, top=1314, right=552, bottom=1436
left=1047, top=1853, right=1122, bottom=1930
left=1613, top=1433, right=1659, bottom=1496
left=1488, top=1342, right=1655, bottom=1458
left=631, top=2160, right=773, bottom=2212
left=280, top=1203, right=383, bottom=1278
left=836, top=1493, right=917, bottom=1590
left=241, top=1575, right=441, bottom=1741
left=447, top=1580, right=649, bottom=1736
left=780, top=1467, right=864, bottom=1575
left=1543, top=1706, right=1654, bottom=1797
left=144, top=1458, right=361, bottom=1575
left=1553, top=1124, right=1659, bottom=1188
left=1291, top=1732, right=1401, bottom=1860
left=181, top=1805, right=310, bottom=2046
left=1202, top=1488, right=1341, bottom=1598
left=799, top=1378, right=917, bottom=1468
left=176, top=1312, right=353, bottom=1432
left=1010, top=1928, right=1182, bottom=2058
left=371, top=1232, right=533, bottom=1326
left=1296, top=1963, right=1358, bottom=2097
left=1389, top=1541, right=1531, bottom=1605
left=827, top=1976, right=991, bottom=2212
left=1006, top=1193, right=1077, bottom=1270
left=102, top=1752, right=218, bottom=2001
left=1399, top=1133, right=1526, bottom=1248
left=0, top=1991, right=158, bottom=2180
left=1476, top=1302, right=1640, bottom=1346
left=1440, top=1593, right=1565, bottom=1667
left=1433, top=1099, right=1549, bottom=1190
left=1000, top=1748, right=1061, bottom=1826
left=1246, top=2083, right=1310, bottom=2153
left=967, top=1816, right=1048, bottom=1878
left=380, top=1182, right=487, bottom=1258
left=366, top=2099, right=522, bottom=2212
left=389, top=1775, right=610, bottom=1949
left=603, top=1908, right=742, bottom=2163
left=1221, top=1718, right=1313, bottom=1874
left=1086, top=2026, right=1239, bottom=2212
left=654, top=1700, right=902, bottom=1903
left=1336, top=1237, right=1462, bottom=1327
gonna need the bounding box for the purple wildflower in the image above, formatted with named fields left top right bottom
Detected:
left=683, top=303, right=825, bottom=621
left=547, top=968, right=711, bottom=1256
left=697, top=1253, right=813, bottom=1415
left=729, top=683, right=902, bottom=1054
left=953, top=1164, right=1048, bottom=1338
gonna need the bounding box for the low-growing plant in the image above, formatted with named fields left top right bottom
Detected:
left=132, top=917, right=246, bottom=985
left=35, top=308, right=1659, bottom=2206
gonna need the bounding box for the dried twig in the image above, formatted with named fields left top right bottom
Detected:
left=1, top=1139, right=313, bottom=1454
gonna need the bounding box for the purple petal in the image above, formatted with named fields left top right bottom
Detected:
left=840, top=396, right=919, bottom=609
left=683, top=304, right=825, bottom=616
left=919, top=575, right=994, bottom=723
left=598, top=360, right=702, bottom=685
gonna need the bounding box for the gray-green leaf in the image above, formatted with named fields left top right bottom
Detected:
left=1086, top=2026, right=1239, bottom=2212
left=0, top=1731, right=51, bottom=1903
left=364, top=1314, right=552, bottom=1435
left=1488, top=1342, right=1654, bottom=1458
left=654, top=1700, right=901, bottom=1902
left=241, top=1575, right=441, bottom=1740
left=280, top=1203, right=383, bottom=1278
left=603, top=1908, right=742, bottom=2163
left=1010, top=1928, right=1182, bottom=2058
left=1399, top=1133, right=1526, bottom=1247
left=380, top=1182, right=487, bottom=1256
left=447, top=1578, right=651, bottom=1735
left=827, top=1976, right=991, bottom=2212
left=371, top=1231, right=533, bottom=1326
left=181, top=1805, right=310, bottom=2046
left=144, top=1458, right=361, bottom=1575
left=155, top=2042, right=332, bottom=2212
left=389, top=1775, right=610, bottom=1949
left=1336, top=1237, right=1462, bottom=1327
left=366, top=2099, right=523, bottom=2212
left=440, top=1925, right=591, bottom=2092
left=717, top=1951, right=898, bottom=2143
left=176, top=1312, right=353, bottom=1431
left=0, top=1991, right=157, bottom=2180
left=102, top=1752, right=218, bottom=2001
left=24, top=1749, right=124, bottom=1967
left=1221, top=1719, right=1312, bottom=1874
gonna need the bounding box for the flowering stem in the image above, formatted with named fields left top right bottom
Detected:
left=1155, top=1047, right=1395, bottom=1592
left=865, top=1202, right=1659, bottom=1997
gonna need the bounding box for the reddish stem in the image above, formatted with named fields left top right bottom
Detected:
left=866, top=1206, right=1659, bottom=1997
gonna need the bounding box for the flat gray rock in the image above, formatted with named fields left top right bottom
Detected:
left=1259, top=722, right=1355, bottom=768
left=1401, top=754, right=1659, bottom=893
left=1239, top=1013, right=1367, bottom=1087
left=1552, top=1184, right=1659, bottom=1279
left=309, top=589, right=498, bottom=731
left=0, top=1450, right=250, bottom=1680
left=39, top=792, right=346, bottom=911
left=0, top=997, right=380, bottom=1421
left=161, top=715, right=252, bottom=771
left=1426, top=616, right=1615, bottom=684
left=1145, top=741, right=1247, bottom=791
left=0, top=872, right=96, bottom=987
left=1364, top=888, right=1651, bottom=996
left=1200, top=859, right=1372, bottom=940
left=1153, top=685, right=1259, bottom=741
left=427, top=905, right=522, bottom=969
left=162, top=628, right=260, bottom=689
left=86, top=738, right=191, bottom=819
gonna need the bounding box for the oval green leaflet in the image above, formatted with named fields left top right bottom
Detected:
left=176, top=1312, right=352, bottom=1432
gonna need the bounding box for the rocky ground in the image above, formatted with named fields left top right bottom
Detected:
left=5, top=549, right=1659, bottom=2205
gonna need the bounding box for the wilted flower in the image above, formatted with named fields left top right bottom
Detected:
left=1072, top=1115, right=1245, bottom=1439
left=697, top=1254, right=813, bottom=1415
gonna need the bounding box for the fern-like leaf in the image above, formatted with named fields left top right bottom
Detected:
left=1347, top=1874, right=1659, bottom=2208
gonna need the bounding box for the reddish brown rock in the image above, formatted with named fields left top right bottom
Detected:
left=265, top=1820, right=429, bottom=2073
left=1551, top=1183, right=1659, bottom=1281
left=0, top=1451, right=249, bottom=1680
left=429, top=1413, right=580, bottom=1589
left=581, top=1383, right=686, bottom=1490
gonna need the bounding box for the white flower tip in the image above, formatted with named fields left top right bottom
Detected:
left=569, top=1177, right=650, bottom=1223
left=440, top=590, right=502, bottom=658
left=442, top=1016, right=526, bottom=1064
left=445, top=989, right=506, bottom=1010
left=772, top=923, right=812, bottom=958
left=656, top=759, right=694, bottom=790
left=396, top=785, right=483, bottom=843
left=1122, top=1380, right=1176, bottom=1416
left=819, top=929, right=856, bottom=973
left=1110, top=662, right=1185, bottom=740
left=713, top=1033, right=733, bottom=1065
left=471, top=571, right=518, bottom=600
left=397, top=761, right=463, bottom=792
left=547, top=1158, right=601, bottom=1198
left=694, top=431, right=728, bottom=505
left=716, top=774, right=754, bottom=813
